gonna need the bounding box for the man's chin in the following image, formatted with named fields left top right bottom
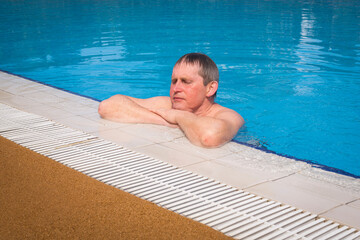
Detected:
left=171, top=103, right=187, bottom=111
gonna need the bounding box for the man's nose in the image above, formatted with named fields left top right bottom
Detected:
left=173, top=81, right=183, bottom=92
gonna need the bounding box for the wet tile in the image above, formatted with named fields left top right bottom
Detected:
left=0, top=94, right=45, bottom=109
left=85, top=112, right=132, bottom=129
left=0, top=71, right=13, bottom=79
left=22, top=90, right=68, bottom=105
left=47, top=100, right=97, bottom=116
left=162, top=138, right=234, bottom=160
left=32, top=84, right=99, bottom=108
left=0, top=90, right=13, bottom=99
left=38, top=87, right=74, bottom=99
left=347, top=199, right=360, bottom=209
left=49, top=89, right=99, bottom=106
left=94, top=128, right=154, bottom=149
left=299, top=167, right=360, bottom=195
left=225, top=141, right=247, bottom=153
left=83, top=98, right=100, bottom=108
left=134, top=144, right=207, bottom=167
left=272, top=174, right=359, bottom=204
left=215, top=149, right=308, bottom=174
left=3, top=82, right=47, bottom=96
left=0, top=79, right=13, bottom=90
left=25, top=105, right=76, bottom=121
left=54, top=115, right=100, bottom=133
left=214, top=153, right=296, bottom=182
left=246, top=179, right=341, bottom=214
left=183, top=161, right=270, bottom=189
left=0, top=73, right=31, bottom=86
left=121, top=124, right=183, bottom=143
left=321, top=205, right=360, bottom=229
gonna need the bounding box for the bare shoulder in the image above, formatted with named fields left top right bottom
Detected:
left=130, top=96, right=172, bottom=110
left=212, top=104, right=245, bottom=128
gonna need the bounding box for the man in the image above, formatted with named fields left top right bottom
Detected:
left=98, top=53, right=244, bottom=148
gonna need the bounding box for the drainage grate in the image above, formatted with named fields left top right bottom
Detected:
left=1, top=103, right=359, bottom=240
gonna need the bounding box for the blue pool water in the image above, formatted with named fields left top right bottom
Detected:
left=1, top=0, right=359, bottom=176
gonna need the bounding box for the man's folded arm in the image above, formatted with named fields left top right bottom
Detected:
left=98, top=95, right=173, bottom=126
left=152, top=108, right=244, bottom=148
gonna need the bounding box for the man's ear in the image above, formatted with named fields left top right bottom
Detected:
left=206, top=81, right=218, bottom=98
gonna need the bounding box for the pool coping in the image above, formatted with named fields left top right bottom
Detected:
left=1, top=70, right=360, bottom=229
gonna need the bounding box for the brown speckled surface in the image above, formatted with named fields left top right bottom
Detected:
left=0, top=136, right=231, bottom=239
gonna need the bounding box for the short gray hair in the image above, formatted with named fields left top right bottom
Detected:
left=175, top=53, right=219, bottom=86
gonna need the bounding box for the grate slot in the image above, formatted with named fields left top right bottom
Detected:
left=330, top=228, right=357, bottom=239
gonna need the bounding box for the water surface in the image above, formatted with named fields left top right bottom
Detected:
left=1, top=0, right=359, bottom=176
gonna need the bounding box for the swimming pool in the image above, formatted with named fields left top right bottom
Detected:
left=1, top=0, right=359, bottom=177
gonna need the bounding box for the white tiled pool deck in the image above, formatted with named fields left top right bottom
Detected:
left=1, top=70, right=360, bottom=230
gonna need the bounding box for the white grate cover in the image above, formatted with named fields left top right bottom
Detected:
left=1, top=103, right=359, bottom=240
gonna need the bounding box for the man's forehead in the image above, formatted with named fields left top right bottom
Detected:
left=173, top=61, right=201, bottom=73
left=175, top=60, right=201, bottom=68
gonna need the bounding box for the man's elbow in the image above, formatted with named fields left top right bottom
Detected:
left=98, top=99, right=110, bottom=119
left=199, top=131, right=228, bottom=148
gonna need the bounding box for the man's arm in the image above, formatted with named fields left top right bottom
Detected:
left=151, top=108, right=244, bottom=148
left=98, top=95, right=174, bottom=126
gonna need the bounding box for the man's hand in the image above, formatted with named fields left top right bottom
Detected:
left=151, top=108, right=178, bottom=124
left=150, top=108, right=180, bottom=127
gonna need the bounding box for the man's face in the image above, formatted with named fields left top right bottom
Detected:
left=170, top=62, right=208, bottom=112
